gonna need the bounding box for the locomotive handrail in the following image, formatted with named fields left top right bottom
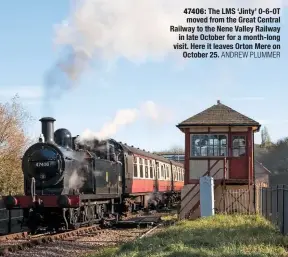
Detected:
left=31, top=177, right=36, bottom=202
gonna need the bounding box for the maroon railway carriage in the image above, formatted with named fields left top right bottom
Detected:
left=117, top=143, right=184, bottom=208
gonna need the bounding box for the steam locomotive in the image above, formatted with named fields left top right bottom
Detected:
left=3, top=117, right=184, bottom=233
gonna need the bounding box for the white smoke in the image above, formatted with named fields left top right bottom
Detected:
left=43, top=0, right=286, bottom=106
left=68, top=169, right=86, bottom=190
left=140, top=101, right=167, bottom=122
left=52, top=0, right=285, bottom=82
left=78, top=100, right=172, bottom=142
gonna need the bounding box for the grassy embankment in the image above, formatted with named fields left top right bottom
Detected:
left=85, top=214, right=288, bottom=257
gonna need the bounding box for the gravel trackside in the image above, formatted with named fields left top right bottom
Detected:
left=4, top=228, right=154, bottom=257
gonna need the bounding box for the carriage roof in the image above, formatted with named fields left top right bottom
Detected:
left=118, top=142, right=183, bottom=168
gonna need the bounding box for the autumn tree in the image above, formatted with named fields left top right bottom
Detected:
left=0, top=95, right=32, bottom=196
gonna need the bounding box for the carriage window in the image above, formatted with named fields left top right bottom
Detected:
left=167, top=166, right=170, bottom=179
left=139, top=158, right=143, bottom=178
left=145, top=165, right=149, bottom=178
left=190, top=134, right=227, bottom=157
left=166, top=166, right=168, bottom=179
left=133, top=157, right=138, bottom=177
left=173, top=167, right=176, bottom=180
left=150, top=160, right=153, bottom=178
left=155, top=163, right=159, bottom=178
left=232, top=136, right=246, bottom=157
left=161, top=165, right=164, bottom=178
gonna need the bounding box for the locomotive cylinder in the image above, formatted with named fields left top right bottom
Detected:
left=39, top=117, right=56, bottom=143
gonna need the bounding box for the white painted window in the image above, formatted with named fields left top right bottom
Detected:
left=190, top=134, right=228, bottom=157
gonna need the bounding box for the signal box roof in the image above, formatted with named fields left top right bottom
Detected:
left=177, top=100, right=261, bottom=131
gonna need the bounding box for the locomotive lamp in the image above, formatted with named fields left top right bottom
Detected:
left=4, top=196, right=18, bottom=209
left=38, top=134, right=44, bottom=143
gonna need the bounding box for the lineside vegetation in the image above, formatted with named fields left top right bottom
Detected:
left=86, top=215, right=288, bottom=257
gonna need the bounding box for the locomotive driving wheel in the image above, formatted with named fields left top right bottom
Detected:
left=84, top=205, right=95, bottom=226
left=27, top=209, right=41, bottom=235
left=70, top=208, right=81, bottom=229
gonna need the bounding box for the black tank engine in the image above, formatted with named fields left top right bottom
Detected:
left=6, top=117, right=124, bottom=232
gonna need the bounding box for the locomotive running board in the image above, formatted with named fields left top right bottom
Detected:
left=79, top=194, right=120, bottom=200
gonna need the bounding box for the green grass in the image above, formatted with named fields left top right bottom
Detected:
left=86, top=215, right=288, bottom=257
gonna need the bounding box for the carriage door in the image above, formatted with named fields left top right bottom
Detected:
left=153, top=161, right=159, bottom=192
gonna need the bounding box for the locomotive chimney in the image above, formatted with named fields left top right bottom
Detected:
left=39, top=117, right=56, bottom=143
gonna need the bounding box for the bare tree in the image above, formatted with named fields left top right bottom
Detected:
left=169, top=145, right=184, bottom=154
left=260, top=126, right=272, bottom=148
left=258, top=137, right=288, bottom=174
left=0, top=95, right=33, bottom=195
left=154, top=145, right=184, bottom=155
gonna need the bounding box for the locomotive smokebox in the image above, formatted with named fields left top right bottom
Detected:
left=39, top=117, right=56, bottom=143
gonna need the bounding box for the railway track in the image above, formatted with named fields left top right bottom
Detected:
left=0, top=225, right=103, bottom=256
left=0, top=214, right=172, bottom=257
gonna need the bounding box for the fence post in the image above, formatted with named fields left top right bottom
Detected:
left=277, top=185, right=284, bottom=233
left=8, top=210, right=11, bottom=234
left=265, top=188, right=268, bottom=219
left=276, top=185, right=279, bottom=226
left=262, top=187, right=266, bottom=217
left=272, top=186, right=277, bottom=225
left=282, top=185, right=285, bottom=234
left=261, top=187, right=266, bottom=217
left=270, top=187, right=273, bottom=221
left=283, top=185, right=286, bottom=234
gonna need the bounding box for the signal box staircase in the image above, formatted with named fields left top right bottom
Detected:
left=179, top=159, right=227, bottom=219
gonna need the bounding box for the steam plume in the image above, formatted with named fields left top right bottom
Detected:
left=78, top=100, right=171, bottom=142
left=44, top=0, right=284, bottom=102
left=68, top=169, right=86, bottom=191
